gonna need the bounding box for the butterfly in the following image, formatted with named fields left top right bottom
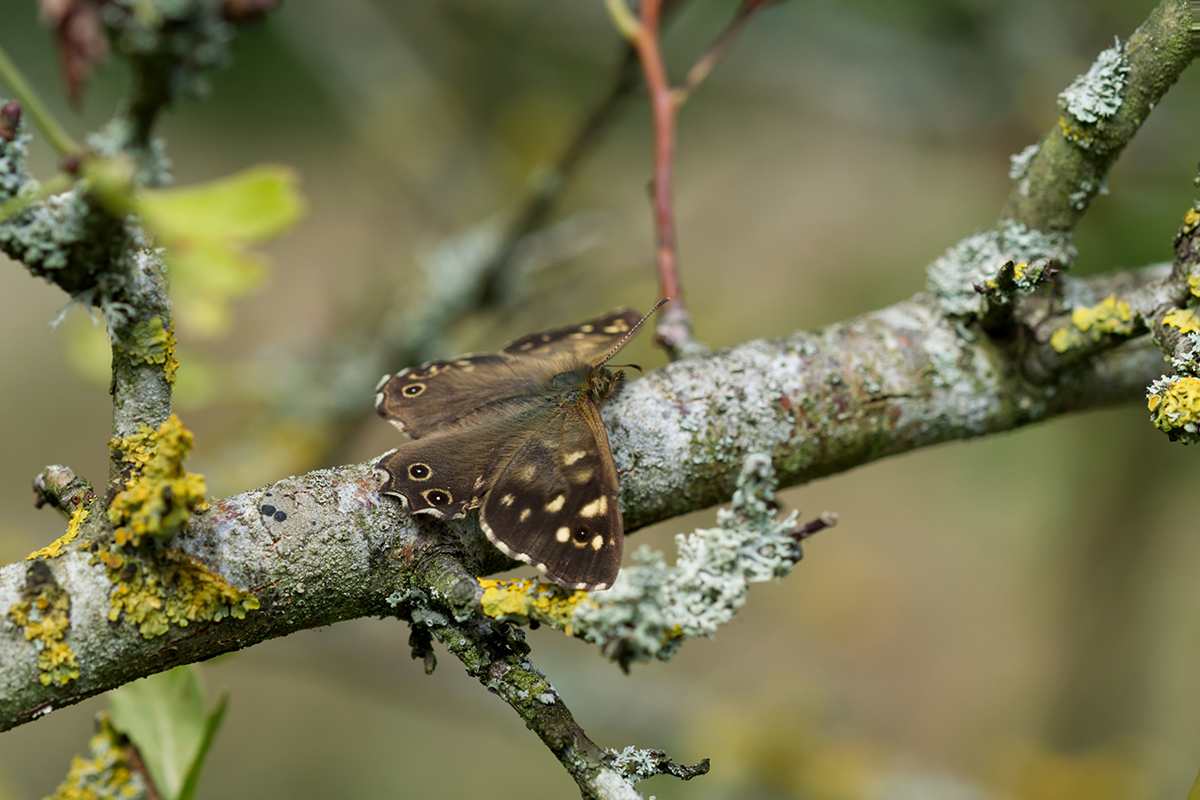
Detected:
left=374, top=302, right=664, bottom=590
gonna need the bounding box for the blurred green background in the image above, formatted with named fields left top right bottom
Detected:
left=2, top=1, right=1200, bottom=798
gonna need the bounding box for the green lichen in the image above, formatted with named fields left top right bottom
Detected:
left=480, top=579, right=593, bottom=633
left=108, top=414, right=206, bottom=547
left=1162, top=308, right=1200, bottom=335
left=115, top=316, right=177, bottom=385
left=1147, top=375, right=1200, bottom=444
left=7, top=562, right=80, bottom=686
left=27, top=505, right=89, bottom=560
left=1050, top=294, right=1134, bottom=352
left=46, top=712, right=148, bottom=800
left=97, top=546, right=260, bottom=639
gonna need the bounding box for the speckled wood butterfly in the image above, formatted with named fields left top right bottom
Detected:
left=374, top=303, right=664, bottom=590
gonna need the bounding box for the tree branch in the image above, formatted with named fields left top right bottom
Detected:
left=0, top=259, right=1165, bottom=730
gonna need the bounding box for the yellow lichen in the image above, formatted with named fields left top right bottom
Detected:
left=479, top=578, right=593, bottom=634
left=1052, top=294, right=1135, bottom=352
left=47, top=712, right=145, bottom=800
left=1148, top=376, right=1200, bottom=435
left=98, top=546, right=260, bottom=639
left=116, top=316, right=178, bottom=386
left=27, top=506, right=90, bottom=561
left=1183, top=208, right=1200, bottom=234
left=1161, top=308, right=1200, bottom=335
left=1189, top=275, right=1200, bottom=299
left=108, top=414, right=207, bottom=547
left=7, top=567, right=80, bottom=686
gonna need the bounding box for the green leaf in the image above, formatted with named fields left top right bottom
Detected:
left=135, top=164, right=306, bottom=338
left=177, top=689, right=228, bottom=800
left=108, top=665, right=227, bottom=800
left=138, top=164, right=305, bottom=243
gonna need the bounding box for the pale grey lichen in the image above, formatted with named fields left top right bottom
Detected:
left=1008, top=143, right=1039, bottom=181
left=86, top=119, right=173, bottom=188
left=608, top=746, right=662, bottom=782
left=1170, top=332, right=1200, bottom=373
left=574, top=453, right=805, bottom=666
left=1058, top=38, right=1129, bottom=123
left=926, top=221, right=1075, bottom=317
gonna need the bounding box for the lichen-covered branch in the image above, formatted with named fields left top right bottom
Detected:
left=0, top=255, right=1167, bottom=730
left=1000, top=0, right=1193, bottom=232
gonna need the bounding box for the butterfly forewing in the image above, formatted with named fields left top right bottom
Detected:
left=501, top=308, right=642, bottom=363
left=480, top=399, right=623, bottom=590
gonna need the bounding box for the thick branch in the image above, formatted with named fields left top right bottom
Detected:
left=0, top=265, right=1165, bottom=729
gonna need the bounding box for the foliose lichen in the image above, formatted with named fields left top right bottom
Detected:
left=7, top=561, right=80, bottom=686
left=1161, top=308, right=1200, bottom=335
left=1147, top=375, right=1200, bottom=444
left=479, top=579, right=591, bottom=633
left=98, top=414, right=258, bottom=638
left=26, top=504, right=90, bottom=561
left=1008, top=143, right=1040, bottom=181
left=46, top=712, right=148, bottom=800
left=108, top=414, right=206, bottom=547
left=114, top=316, right=178, bottom=385
left=98, top=546, right=260, bottom=639
left=1058, top=38, right=1129, bottom=124
left=1049, top=293, right=1135, bottom=353
left=571, top=453, right=807, bottom=667
left=927, top=221, right=1075, bottom=317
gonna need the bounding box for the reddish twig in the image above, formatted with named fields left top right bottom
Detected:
left=626, top=0, right=782, bottom=356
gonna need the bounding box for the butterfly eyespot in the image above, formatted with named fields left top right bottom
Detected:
left=403, top=384, right=426, bottom=396
left=408, top=463, right=431, bottom=480
left=423, top=488, right=452, bottom=505
left=572, top=526, right=590, bottom=543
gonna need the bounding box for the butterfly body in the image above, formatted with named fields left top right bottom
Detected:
left=374, top=308, right=648, bottom=590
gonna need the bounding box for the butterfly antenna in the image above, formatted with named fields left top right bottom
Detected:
left=598, top=298, right=669, bottom=367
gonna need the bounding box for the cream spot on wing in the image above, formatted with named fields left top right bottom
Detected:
left=556, top=526, right=571, bottom=542
left=519, top=342, right=534, bottom=351
left=520, top=508, right=532, bottom=523
left=579, top=324, right=594, bottom=333
left=604, top=321, right=629, bottom=333
left=500, top=493, right=515, bottom=506
left=474, top=475, right=485, bottom=490
left=580, top=496, right=607, bottom=518
left=569, top=332, right=587, bottom=339
left=570, top=468, right=594, bottom=484
left=590, top=534, right=604, bottom=550
left=546, top=495, right=566, bottom=513
left=521, top=464, right=537, bottom=481
left=563, top=450, right=587, bottom=465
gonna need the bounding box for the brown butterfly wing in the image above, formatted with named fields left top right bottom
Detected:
left=500, top=308, right=642, bottom=362
left=374, top=308, right=642, bottom=440
left=479, top=399, right=623, bottom=590
left=375, top=401, right=541, bottom=519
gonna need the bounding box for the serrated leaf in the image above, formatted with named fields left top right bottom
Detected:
left=109, top=665, right=226, bottom=800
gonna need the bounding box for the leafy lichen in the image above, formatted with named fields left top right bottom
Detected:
left=46, top=712, right=148, bottom=800
left=100, top=414, right=258, bottom=638
left=1162, top=308, right=1200, bottom=335
left=108, top=414, right=206, bottom=547
left=98, top=546, right=260, bottom=639
left=1050, top=294, right=1134, bottom=353
left=115, top=316, right=178, bottom=386
left=6, top=562, right=80, bottom=686
left=1147, top=375, right=1200, bottom=444
left=571, top=453, right=809, bottom=668
left=1058, top=38, right=1128, bottom=124
left=26, top=505, right=90, bottom=560
left=480, top=579, right=592, bottom=633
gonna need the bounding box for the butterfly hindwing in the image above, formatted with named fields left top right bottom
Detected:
left=375, top=405, right=532, bottom=518
left=480, top=399, right=622, bottom=590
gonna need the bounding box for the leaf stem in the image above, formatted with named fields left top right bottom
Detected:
left=0, top=43, right=83, bottom=155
